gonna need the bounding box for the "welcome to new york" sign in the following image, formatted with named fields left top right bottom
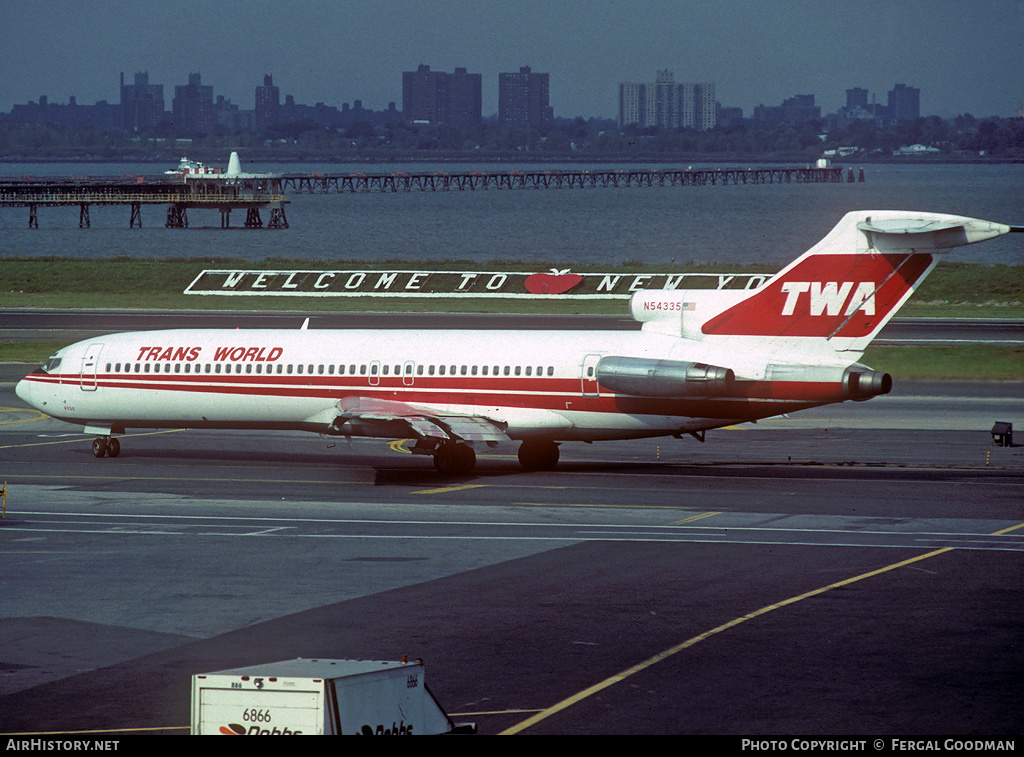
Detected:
left=184, top=268, right=771, bottom=298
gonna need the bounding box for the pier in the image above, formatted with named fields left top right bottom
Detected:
left=0, top=173, right=289, bottom=229
left=281, top=165, right=852, bottom=193
left=0, top=165, right=856, bottom=228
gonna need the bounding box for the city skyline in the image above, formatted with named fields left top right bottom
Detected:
left=2, top=0, right=1021, bottom=120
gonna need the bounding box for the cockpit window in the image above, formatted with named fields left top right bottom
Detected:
left=41, top=356, right=62, bottom=373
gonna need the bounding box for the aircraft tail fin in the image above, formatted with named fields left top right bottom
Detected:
left=694, top=211, right=1011, bottom=355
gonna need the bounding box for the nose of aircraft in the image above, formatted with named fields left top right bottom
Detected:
left=15, top=376, right=34, bottom=407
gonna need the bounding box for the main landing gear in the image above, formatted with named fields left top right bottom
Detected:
left=433, top=442, right=476, bottom=474
left=91, top=436, right=120, bottom=458
left=430, top=440, right=561, bottom=474
left=517, top=439, right=559, bottom=471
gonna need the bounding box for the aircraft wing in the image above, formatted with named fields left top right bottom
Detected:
left=323, top=396, right=510, bottom=444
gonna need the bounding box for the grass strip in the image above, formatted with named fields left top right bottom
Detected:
left=1, top=258, right=1021, bottom=316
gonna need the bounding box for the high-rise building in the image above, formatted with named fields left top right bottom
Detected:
left=846, top=87, right=869, bottom=110
left=888, top=83, right=920, bottom=122
left=498, top=66, right=553, bottom=128
left=120, top=72, right=164, bottom=132
left=618, top=71, right=715, bottom=130
left=447, top=67, right=482, bottom=127
left=753, top=94, right=821, bottom=126
left=255, top=74, right=280, bottom=130
left=172, top=72, right=214, bottom=134
left=402, top=65, right=481, bottom=126
left=618, top=82, right=652, bottom=129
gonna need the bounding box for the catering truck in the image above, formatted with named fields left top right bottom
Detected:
left=190, top=658, right=469, bottom=735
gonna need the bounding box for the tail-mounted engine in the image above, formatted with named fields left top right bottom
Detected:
left=597, top=356, right=735, bottom=398
left=843, top=366, right=892, bottom=401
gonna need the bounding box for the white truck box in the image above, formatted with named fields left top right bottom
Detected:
left=191, top=658, right=461, bottom=735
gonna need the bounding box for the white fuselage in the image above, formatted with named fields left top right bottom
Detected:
left=15, top=326, right=846, bottom=443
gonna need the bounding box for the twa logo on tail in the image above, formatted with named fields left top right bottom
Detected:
left=780, top=281, right=876, bottom=316
left=702, top=252, right=934, bottom=338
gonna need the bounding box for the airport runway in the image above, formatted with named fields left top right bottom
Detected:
left=0, top=353, right=1022, bottom=735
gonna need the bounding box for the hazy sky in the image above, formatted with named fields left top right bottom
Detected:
left=3, top=0, right=1022, bottom=119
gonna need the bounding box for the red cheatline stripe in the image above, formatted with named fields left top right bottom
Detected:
left=21, top=373, right=846, bottom=416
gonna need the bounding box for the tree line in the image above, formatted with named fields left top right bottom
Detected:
left=1, top=113, right=1021, bottom=161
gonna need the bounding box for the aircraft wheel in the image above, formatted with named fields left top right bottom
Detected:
left=434, top=443, right=476, bottom=474
left=518, top=440, right=559, bottom=471
left=106, top=437, right=120, bottom=458
left=92, top=438, right=107, bottom=458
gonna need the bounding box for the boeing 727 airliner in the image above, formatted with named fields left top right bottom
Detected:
left=15, top=211, right=1019, bottom=473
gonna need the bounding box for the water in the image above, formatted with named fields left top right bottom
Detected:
left=1, top=161, right=1021, bottom=266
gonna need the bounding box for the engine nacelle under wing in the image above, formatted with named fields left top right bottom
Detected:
left=597, top=356, right=736, bottom=398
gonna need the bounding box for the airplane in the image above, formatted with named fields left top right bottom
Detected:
left=15, top=210, right=1020, bottom=474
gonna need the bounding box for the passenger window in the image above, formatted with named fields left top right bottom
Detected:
left=525, top=366, right=532, bottom=376
left=382, top=365, right=389, bottom=375
left=439, top=365, right=446, bottom=376
left=515, top=366, right=521, bottom=376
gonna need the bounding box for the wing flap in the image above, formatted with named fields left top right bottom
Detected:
left=326, top=396, right=509, bottom=443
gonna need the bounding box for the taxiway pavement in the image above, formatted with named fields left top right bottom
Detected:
left=0, top=369, right=1021, bottom=736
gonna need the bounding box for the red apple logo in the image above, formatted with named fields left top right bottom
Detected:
left=524, top=268, right=584, bottom=295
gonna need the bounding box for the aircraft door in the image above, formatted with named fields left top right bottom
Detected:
left=403, top=361, right=415, bottom=387
left=369, top=360, right=381, bottom=386
left=80, top=343, right=104, bottom=391
left=581, top=354, right=601, bottom=396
